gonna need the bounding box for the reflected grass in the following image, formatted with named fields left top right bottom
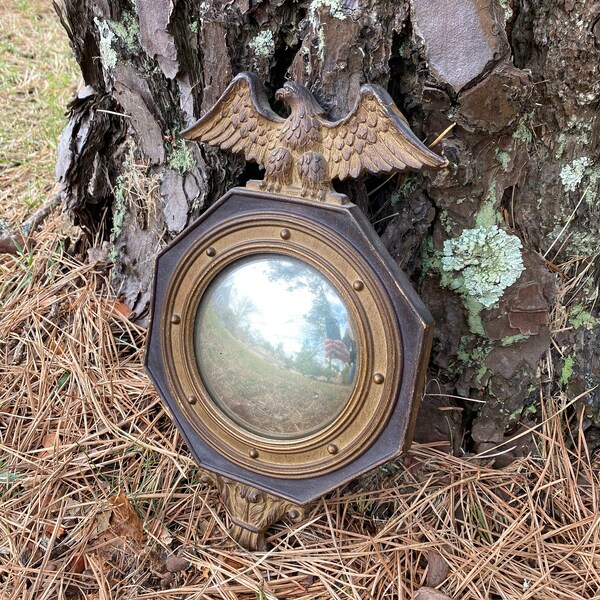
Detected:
left=196, top=304, right=352, bottom=438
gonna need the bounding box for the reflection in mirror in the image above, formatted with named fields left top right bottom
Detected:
left=194, top=254, right=359, bottom=439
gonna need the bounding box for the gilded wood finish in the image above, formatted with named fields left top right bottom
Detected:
left=163, top=203, right=403, bottom=478
left=200, top=470, right=304, bottom=552
left=182, top=72, right=447, bottom=204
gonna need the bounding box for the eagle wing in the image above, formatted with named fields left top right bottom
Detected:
left=322, top=85, right=448, bottom=181
left=181, top=72, right=284, bottom=167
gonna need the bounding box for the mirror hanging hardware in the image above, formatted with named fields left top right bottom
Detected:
left=146, top=72, right=447, bottom=550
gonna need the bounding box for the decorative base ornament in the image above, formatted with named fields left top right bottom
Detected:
left=200, top=471, right=304, bottom=551
left=146, top=72, right=447, bottom=550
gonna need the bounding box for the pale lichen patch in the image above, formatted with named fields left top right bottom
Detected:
left=560, top=157, right=592, bottom=193
left=310, top=0, right=347, bottom=20
left=498, top=0, right=513, bottom=23
left=308, top=0, right=346, bottom=61
left=248, top=30, right=275, bottom=58
left=94, top=17, right=117, bottom=69
left=475, top=180, right=501, bottom=229
left=441, top=225, right=525, bottom=309
left=495, top=148, right=511, bottom=171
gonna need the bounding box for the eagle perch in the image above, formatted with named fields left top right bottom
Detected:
left=182, top=72, right=448, bottom=204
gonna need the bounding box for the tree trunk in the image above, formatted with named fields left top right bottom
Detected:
left=56, top=0, right=600, bottom=455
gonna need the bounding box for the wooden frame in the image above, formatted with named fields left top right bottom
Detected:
left=162, top=201, right=402, bottom=478
left=146, top=187, right=433, bottom=506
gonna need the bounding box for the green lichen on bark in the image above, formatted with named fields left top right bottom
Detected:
left=108, top=174, right=128, bottom=265
left=94, top=17, right=117, bottom=69
left=501, top=334, right=530, bottom=346
left=495, top=149, right=511, bottom=171
left=109, top=12, right=140, bottom=51
left=456, top=337, right=490, bottom=383
left=167, top=140, right=195, bottom=174
left=559, top=354, right=575, bottom=387
left=248, top=31, right=275, bottom=58
left=582, top=161, right=600, bottom=204
left=463, top=297, right=486, bottom=337
left=391, top=173, right=425, bottom=206
left=441, top=225, right=525, bottom=309
left=569, top=305, right=599, bottom=330
left=507, top=404, right=536, bottom=422
left=94, top=12, right=140, bottom=69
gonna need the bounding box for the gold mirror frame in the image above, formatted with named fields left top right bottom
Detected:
left=161, top=208, right=403, bottom=478
left=146, top=69, right=445, bottom=548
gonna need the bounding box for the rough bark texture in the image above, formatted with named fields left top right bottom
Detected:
left=56, top=0, right=600, bottom=456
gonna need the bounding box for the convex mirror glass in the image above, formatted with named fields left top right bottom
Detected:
left=193, top=254, right=359, bottom=440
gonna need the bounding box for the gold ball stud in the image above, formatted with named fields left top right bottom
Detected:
left=327, top=444, right=339, bottom=455
left=280, top=229, right=291, bottom=240
left=206, top=247, right=216, bottom=257
left=249, top=448, right=259, bottom=459
left=171, top=314, right=181, bottom=324
left=353, top=280, right=364, bottom=291
left=373, top=373, right=385, bottom=384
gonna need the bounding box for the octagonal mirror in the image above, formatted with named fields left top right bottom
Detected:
left=146, top=188, right=433, bottom=498
left=145, top=71, right=446, bottom=550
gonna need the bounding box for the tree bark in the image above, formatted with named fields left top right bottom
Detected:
left=56, top=0, right=600, bottom=455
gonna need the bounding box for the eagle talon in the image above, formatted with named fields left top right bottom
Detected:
left=260, top=181, right=283, bottom=195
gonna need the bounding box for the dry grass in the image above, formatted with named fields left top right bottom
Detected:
left=0, top=221, right=599, bottom=599
left=2, top=2, right=600, bottom=599
left=0, top=0, right=78, bottom=226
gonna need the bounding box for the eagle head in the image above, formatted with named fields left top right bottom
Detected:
left=275, top=82, right=325, bottom=116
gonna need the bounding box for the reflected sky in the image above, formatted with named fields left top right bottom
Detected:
left=193, top=254, right=358, bottom=438
left=216, top=257, right=351, bottom=357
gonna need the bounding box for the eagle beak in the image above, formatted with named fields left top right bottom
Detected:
left=275, top=88, right=285, bottom=102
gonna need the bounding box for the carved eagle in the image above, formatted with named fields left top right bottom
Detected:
left=182, top=72, right=447, bottom=203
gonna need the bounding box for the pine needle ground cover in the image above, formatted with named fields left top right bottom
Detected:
left=1, top=2, right=599, bottom=599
